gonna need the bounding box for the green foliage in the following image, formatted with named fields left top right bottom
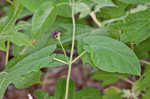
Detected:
left=35, top=89, right=51, bottom=99
left=17, top=0, right=50, bottom=12
left=32, top=1, right=57, bottom=38
left=118, top=0, right=150, bottom=4
left=80, top=36, right=141, bottom=75
left=133, top=65, right=150, bottom=92
left=75, top=88, right=102, bottom=99
left=103, top=89, right=122, bottom=99
left=91, top=71, right=127, bottom=86
left=1, top=0, right=150, bottom=98
left=0, top=44, right=56, bottom=98
left=108, top=8, right=150, bottom=44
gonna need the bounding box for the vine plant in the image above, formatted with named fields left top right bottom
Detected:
left=1, top=0, right=150, bottom=99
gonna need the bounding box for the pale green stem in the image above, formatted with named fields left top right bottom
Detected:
left=53, top=58, right=68, bottom=64
left=58, top=38, right=68, bottom=61
left=5, top=41, right=10, bottom=65
left=64, top=0, right=76, bottom=99
left=71, top=51, right=86, bottom=64
left=141, top=60, right=150, bottom=66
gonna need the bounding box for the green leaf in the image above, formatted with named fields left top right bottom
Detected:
left=0, top=31, right=32, bottom=46
left=135, top=39, right=150, bottom=59
left=55, top=79, right=75, bottom=99
left=103, top=89, right=122, bottom=99
left=92, top=0, right=116, bottom=12
left=142, top=89, right=150, bottom=99
left=118, top=0, right=150, bottom=4
left=75, top=2, right=90, bottom=18
left=0, top=41, right=5, bottom=51
left=0, top=44, right=56, bottom=98
left=32, top=2, right=57, bottom=38
left=35, top=89, right=51, bottom=99
left=17, top=0, right=50, bottom=12
left=82, top=36, right=141, bottom=75
left=91, top=71, right=127, bottom=86
left=108, top=8, right=150, bottom=44
left=75, top=88, right=102, bottom=99
left=14, top=71, right=42, bottom=89
left=0, top=1, right=23, bottom=33
left=133, top=65, right=150, bottom=92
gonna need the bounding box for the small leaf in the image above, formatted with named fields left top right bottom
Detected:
left=91, top=71, right=127, bottom=86
left=82, top=36, right=141, bottom=75
left=55, top=79, right=75, bottom=99
left=32, top=2, right=57, bottom=38
left=0, top=41, right=6, bottom=51
left=133, top=65, right=150, bottom=92
left=35, top=89, right=51, bottom=99
left=75, top=88, right=102, bottom=99
left=103, top=89, right=122, bottom=99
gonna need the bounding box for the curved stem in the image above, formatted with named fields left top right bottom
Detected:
left=64, top=0, right=76, bottom=99
left=5, top=41, right=10, bottom=65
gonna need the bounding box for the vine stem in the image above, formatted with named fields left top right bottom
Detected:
left=64, top=0, right=76, bottom=98
left=5, top=41, right=10, bottom=65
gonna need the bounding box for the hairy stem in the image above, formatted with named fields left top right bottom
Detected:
left=64, top=0, right=76, bottom=99
left=5, top=41, right=10, bottom=65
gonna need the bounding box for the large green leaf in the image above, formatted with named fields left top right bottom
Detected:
left=108, top=8, right=150, bottom=44
left=0, top=44, right=56, bottom=98
left=82, top=36, right=140, bottom=75
left=31, top=2, right=57, bottom=38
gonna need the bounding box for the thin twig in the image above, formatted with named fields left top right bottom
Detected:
left=71, top=51, right=86, bottom=64
left=58, top=38, right=68, bottom=61
left=53, top=58, right=68, bottom=64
